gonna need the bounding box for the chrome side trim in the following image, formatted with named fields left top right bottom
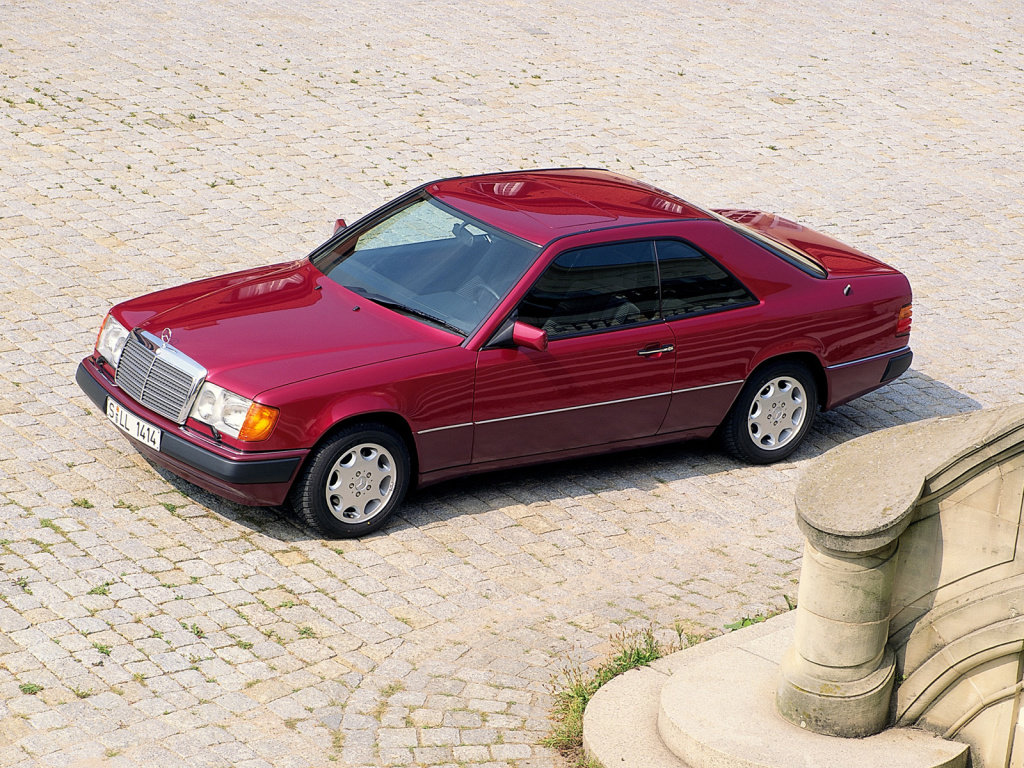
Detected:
left=672, top=379, right=743, bottom=395
left=826, top=346, right=910, bottom=371
left=416, top=378, right=745, bottom=435
left=474, top=391, right=670, bottom=426
left=417, top=422, right=473, bottom=435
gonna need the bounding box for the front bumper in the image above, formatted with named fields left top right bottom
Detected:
left=76, top=359, right=305, bottom=506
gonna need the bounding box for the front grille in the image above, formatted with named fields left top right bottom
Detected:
left=115, top=330, right=206, bottom=424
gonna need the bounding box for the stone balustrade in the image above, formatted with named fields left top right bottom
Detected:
left=585, top=403, right=1024, bottom=768
left=778, top=404, right=1024, bottom=767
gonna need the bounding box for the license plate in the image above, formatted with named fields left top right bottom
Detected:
left=106, top=398, right=162, bottom=451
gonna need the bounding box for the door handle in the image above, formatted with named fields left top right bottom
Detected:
left=637, top=344, right=675, bottom=357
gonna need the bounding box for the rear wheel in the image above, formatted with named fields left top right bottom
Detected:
left=290, top=423, right=410, bottom=538
left=722, top=362, right=817, bottom=464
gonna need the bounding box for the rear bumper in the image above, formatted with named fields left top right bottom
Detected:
left=881, top=350, right=913, bottom=383
left=824, top=346, right=913, bottom=410
left=76, top=359, right=304, bottom=506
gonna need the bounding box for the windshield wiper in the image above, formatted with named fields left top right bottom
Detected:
left=355, top=290, right=466, bottom=336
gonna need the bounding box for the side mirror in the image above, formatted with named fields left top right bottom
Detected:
left=333, top=218, right=347, bottom=234
left=512, top=321, right=548, bottom=352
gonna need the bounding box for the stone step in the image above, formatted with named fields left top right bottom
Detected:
left=584, top=614, right=968, bottom=768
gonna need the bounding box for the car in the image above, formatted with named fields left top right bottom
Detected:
left=76, top=168, right=913, bottom=537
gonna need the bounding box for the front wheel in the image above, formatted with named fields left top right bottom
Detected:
left=721, top=363, right=817, bottom=464
left=290, top=424, right=410, bottom=538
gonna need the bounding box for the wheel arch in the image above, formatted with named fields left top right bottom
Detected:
left=745, top=351, right=827, bottom=410
left=719, top=351, right=825, bottom=463
left=300, top=411, right=420, bottom=489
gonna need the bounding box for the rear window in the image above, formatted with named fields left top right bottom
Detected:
left=713, top=214, right=827, bottom=278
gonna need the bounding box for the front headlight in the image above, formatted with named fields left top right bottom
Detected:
left=190, top=381, right=278, bottom=442
left=96, top=315, right=130, bottom=369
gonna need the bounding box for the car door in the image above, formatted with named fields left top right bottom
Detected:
left=472, top=240, right=675, bottom=463
left=654, top=238, right=761, bottom=434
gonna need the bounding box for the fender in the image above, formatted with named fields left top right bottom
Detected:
left=747, top=335, right=826, bottom=377
left=255, top=347, right=476, bottom=471
left=740, top=336, right=829, bottom=411
left=315, top=391, right=408, bottom=442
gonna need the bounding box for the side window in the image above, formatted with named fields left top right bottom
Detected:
left=656, top=240, right=755, bottom=318
left=518, top=241, right=659, bottom=338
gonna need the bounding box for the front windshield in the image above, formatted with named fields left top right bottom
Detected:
left=313, top=197, right=540, bottom=335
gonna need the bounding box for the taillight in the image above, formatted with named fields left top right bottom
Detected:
left=896, top=304, right=912, bottom=336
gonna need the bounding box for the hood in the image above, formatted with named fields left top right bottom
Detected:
left=714, top=209, right=899, bottom=277
left=121, top=260, right=461, bottom=397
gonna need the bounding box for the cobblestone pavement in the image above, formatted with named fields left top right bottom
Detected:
left=2, top=0, right=1023, bottom=765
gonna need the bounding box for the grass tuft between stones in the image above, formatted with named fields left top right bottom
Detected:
left=544, top=626, right=670, bottom=768
left=543, top=605, right=793, bottom=767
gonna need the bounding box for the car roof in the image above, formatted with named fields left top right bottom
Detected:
left=426, top=168, right=712, bottom=245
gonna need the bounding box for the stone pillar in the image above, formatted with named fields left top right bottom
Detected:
left=776, top=432, right=921, bottom=738
left=776, top=537, right=899, bottom=737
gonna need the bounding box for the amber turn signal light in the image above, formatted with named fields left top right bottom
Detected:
left=238, top=403, right=279, bottom=442
left=896, top=304, right=912, bottom=336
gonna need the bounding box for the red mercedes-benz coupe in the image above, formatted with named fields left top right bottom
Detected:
left=77, top=169, right=913, bottom=537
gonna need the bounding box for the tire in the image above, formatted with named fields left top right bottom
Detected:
left=290, top=423, right=410, bottom=538
left=721, top=362, right=818, bottom=464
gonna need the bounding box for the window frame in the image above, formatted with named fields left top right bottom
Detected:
left=507, top=236, right=760, bottom=342
left=653, top=237, right=759, bottom=322
left=514, top=238, right=664, bottom=341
